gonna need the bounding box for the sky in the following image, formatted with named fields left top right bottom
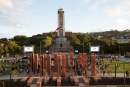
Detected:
left=0, top=0, right=130, bottom=38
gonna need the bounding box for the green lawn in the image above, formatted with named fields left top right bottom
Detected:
left=0, top=61, right=19, bottom=73
left=98, top=59, right=130, bottom=73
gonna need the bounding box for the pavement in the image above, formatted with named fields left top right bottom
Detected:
left=0, top=73, right=129, bottom=81
left=119, top=57, right=130, bottom=62
left=0, top=57, right=130, bottom=81
left=0, top=72, right=28, bottom=80
left=100, top=73, right=128, bottom=77
left=0, top=75, right=10, bottom=80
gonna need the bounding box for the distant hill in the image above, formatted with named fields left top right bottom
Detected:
left=89, top=30, right=130, bottom=38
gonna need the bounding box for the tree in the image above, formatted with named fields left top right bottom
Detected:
left=0, top=40, right=21, bottom=57
left=43, top=36, right=53, bottom=48
left=8, top=41, right=21, bottom=55
left=13, top=35, right=28, bottom=46
left=0, top=43, right=4, bottom=57
left=70, top=34, right=80, bottom=46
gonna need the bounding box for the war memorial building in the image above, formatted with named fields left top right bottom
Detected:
left=49, top=8, right=72, bottom=53
left=0, top=8, right=130, bottom=87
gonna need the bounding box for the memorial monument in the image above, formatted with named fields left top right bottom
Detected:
left=49, top=8, right=72, bottom=52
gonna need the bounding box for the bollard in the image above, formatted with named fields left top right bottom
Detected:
left=52, top=76, right=57, bottom=81
left=73, top=76, right=79, bottom=86
left=83, top=77, right=89, bottom=85
left=27, top=77, right=33, bottom=86
left=21, top=77, right=28, bottom=82
left=36, top=78, right=42, bottom=87
left=70, top=76, right=74, bottom=82
left=44, top=76, right=49, bottom=84
left=36, top=82, right=41, bottom=87
left=57, top=77, right=61, bottom=86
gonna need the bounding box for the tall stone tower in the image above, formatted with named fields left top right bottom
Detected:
left=57, top=8, right=65, bottom=37
left=49, top=8, right=73, bottom=53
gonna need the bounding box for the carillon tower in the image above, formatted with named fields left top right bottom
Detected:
left=57, top=8, right=65, bottom=37
left=49, top=8, right=73, bottom=52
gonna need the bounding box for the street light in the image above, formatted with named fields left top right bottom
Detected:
left=123, top=63, right=125, bottom=85
left=115, top=63, right=118, bottom=78
left=40, top=41, right=42, bottom=54
left=82, top=40, right=84, bottom=53
left=46, top=50, right=49, bottom=54
left=75, top=50, right=78, bottom=54
left=118, top=45, right=122, bottom=58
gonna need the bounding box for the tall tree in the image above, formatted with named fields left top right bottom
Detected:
left=13, top=35, right=28, bottom=46
left=43, top=36, right=53, bottom=48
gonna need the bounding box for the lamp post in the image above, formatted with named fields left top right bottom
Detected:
left=40, top=41, right=42, bottom=54
left=119, top=45, right=120, bottom=56
left=82, top=38, right=85, bottom=53
left=115, top=63, right=117, bottom=78
left=123, top=63, right=125, bottom=85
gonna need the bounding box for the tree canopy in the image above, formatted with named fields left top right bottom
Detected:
left=0, top=30, right=130, bottom=57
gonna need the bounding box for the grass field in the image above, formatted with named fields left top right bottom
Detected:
left=98, top=59, right=130, bottom=73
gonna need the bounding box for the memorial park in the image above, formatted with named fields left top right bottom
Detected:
left=0, top=1, right=130, bottom=87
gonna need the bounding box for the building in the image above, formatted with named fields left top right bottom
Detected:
left=49, top=8, right=73, bottom=52
left=112, top=35, right=130, bottom=44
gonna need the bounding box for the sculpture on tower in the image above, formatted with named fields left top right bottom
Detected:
left=49, top=8, right=73, bottom=52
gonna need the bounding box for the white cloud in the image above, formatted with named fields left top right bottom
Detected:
left=82, top=0, right=110, bottom=10
left=115, top=19, right=129, bottom=25
left=104, top=8, right=122, bottom=17
left=81, top=0, right=130, bottom=31
left=114, top=19, right=130, bottom=29
left=110, top=18, right=130, bottom=30
left=0, top=0, right=13, bottom=9
left=83, top=0, right=130, bottom=17
left=104, top=0, right=130, bottom=17
left=103, top=0, right=130, bottom=30
left=0, top=0, right=32, bottom=28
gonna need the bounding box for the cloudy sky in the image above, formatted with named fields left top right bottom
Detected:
left=0, top=0, right=130, bottom=38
